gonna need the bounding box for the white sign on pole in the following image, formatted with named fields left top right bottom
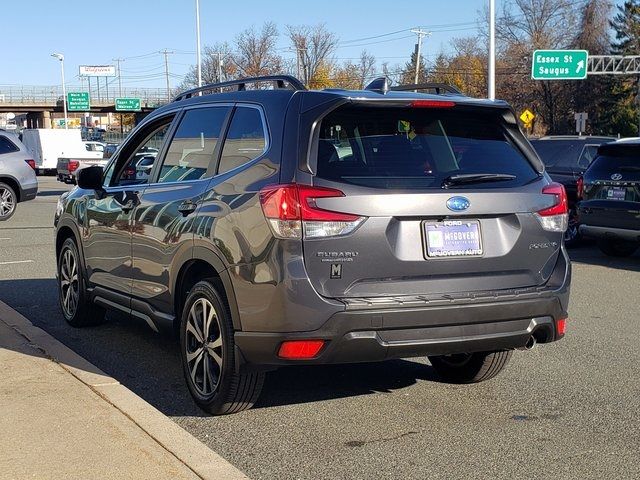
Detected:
left=79, top=65, right=117, bottom=77
left=575, top=112, right=588, bottom=134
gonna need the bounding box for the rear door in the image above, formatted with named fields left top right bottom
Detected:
left=581, top=144, right=640, bottom=230
left=301, top=103, right=563, bottom=299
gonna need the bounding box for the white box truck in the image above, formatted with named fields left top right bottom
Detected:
left=21, top=129, right=89, bottom=174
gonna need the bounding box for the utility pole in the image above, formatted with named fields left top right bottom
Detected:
left=216, top=52, right=223, bottom=82
left=488, top=0, right=496, bottom=100
left=160, top=49, right=174, bottom=102
left=411, top=29, right=431, bottom=85
left=113, top=57, right=125, bottom=133
left=195, top=0, right=202, bottom=88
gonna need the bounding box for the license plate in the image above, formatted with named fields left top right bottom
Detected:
left=607, top=187, right=626, bottom=201
left=424, top=220, right=483, bottom=258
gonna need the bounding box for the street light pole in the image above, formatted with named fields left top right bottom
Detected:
left=195, top=0, right=202, bottom=88
left=488, top=0, right=496, bottom=100
left=51, top=53, right=68, bottom=129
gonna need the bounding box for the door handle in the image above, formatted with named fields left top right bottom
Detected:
left=178, top=201, right=198, bottom=217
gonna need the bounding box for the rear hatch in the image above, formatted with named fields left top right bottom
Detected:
left=295, top=101, right=567, bottom=299
left=580, top=143, right=640, bottom=230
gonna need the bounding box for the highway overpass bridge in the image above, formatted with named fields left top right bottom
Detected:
left=0, top=85, right=168, bottom=127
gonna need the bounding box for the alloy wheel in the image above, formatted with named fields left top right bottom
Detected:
left=60, top=248, right=79, bottom=318
left=0, top=187, right=15, bottom=219
left=185, top=297, right=224, bottom=397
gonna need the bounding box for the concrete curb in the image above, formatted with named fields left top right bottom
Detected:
left=0, top=300, right=249, bottom=480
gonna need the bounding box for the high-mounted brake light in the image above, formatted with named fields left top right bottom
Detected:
left=410, top=100, right=456, bottom=108
left=535, top=182, right=569, bottom=232
left=260, top=184, right=365, bottom=239
left=278, top=340, right=325, bottom=359
left=68, top=160, right=80, bottom=173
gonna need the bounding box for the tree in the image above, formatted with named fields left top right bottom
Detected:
left=235, top=22, right=282, bottom=77
left=601, top=0, right=640, bottom=135
left=401, top=50, right=428, bottom=85
left=180, top=42, right=237, bottom=89
left=287, top=24, right=339, bottom=86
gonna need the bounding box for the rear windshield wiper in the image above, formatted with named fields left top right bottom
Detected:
left=442, top=173, right=517, bottom=188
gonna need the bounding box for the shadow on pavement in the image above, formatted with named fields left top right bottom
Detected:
left=36, top=190, right=71, bottom=197
left=0, top=277, right=436, bottom=418
left=568, top=243, right=640, bottom=272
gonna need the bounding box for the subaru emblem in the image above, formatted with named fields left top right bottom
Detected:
left=446, top=196, right=470, bottom=212
left=611, top=173, right=623, bottom=181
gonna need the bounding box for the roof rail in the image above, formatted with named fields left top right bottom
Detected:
left=390, top=82, right=462, bottom=95
left=174, top=75, right=306, bottom=102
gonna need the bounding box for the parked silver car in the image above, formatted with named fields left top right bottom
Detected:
left=0, top=130, right=38, bottom=220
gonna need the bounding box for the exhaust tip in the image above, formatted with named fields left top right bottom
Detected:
left=524, top=336, right=537, bottom=350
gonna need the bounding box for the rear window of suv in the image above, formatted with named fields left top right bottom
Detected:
left=315, top=105, right=538, bottom=189
left=588, top=145, right=640, bottom=177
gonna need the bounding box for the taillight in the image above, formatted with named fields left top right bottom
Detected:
left=535, top=182, right=569, bottom=232
left=576, top=176, right=584, bottom=200
left=278, top=340, right=325, bottom=359
left=25, top=159, right=36, bottom=170
left=410, top=100, right=456, bottom=108
left=68, top=160, right=80, bottom=173
left=259, top=184, right=365, bottom=239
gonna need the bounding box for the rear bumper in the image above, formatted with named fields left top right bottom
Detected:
left=579, top=224, right=640, bottom=242
left=19, top=185, right=38, bottom=202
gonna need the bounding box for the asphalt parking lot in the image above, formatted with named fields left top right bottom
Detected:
left=1, top=176, right=639, bottom=480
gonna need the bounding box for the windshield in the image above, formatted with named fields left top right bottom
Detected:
left=315, top=105, right=538, bottom=189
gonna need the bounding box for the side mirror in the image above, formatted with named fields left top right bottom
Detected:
left=77, top=165, right=104, bottom=191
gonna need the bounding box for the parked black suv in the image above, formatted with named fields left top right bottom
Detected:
left=578, top=139, right=640, bottom=256
left=54, top=76, right=571, bottom=415
left=530, top=135, right=615, bottom=245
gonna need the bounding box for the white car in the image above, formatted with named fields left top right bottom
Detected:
left=0, top=130, right=38, bottom=220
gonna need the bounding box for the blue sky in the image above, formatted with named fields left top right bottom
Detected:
left=2, top=0, right=487, bottom=89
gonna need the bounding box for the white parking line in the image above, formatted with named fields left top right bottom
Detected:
left=0, top=238, right=11, bottom=240
left=0, top=260, right=34, bottom=266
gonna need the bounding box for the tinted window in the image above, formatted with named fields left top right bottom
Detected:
left=113, top=123, right=171, bottom=187
left=218, top=107, right=266, bottom=174
left=530, top=140, right=580, bottom=168
left=0, top=136, right=19, bottom=155
left=159, top=107, right=229, bottom=183
left=316, top=106, right=538, bottom=189
left=588, top=145, right=640, bottom=178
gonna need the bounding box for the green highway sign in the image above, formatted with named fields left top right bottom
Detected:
left=531, top=50, right=589, bottom=80
left=115, top=97, right=141, bottom=112
left=67, top=92, right=90, bottom=111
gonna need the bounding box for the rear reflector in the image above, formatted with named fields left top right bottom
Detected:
left=25, top=159, right=36, bottom=170
left=576, top=176, right=584, bottom=200
left=260, top=184, right=365, bottom=239
left=556, top=318, right=567, bottom=336
left=410, top=100, right=456, bottom=108
left=535, top=182, right=569, bottom=232
left=278, top=340, right=325, bottom=359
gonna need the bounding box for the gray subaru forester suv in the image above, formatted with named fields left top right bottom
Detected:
left=54, top=76, right=571, bottom=415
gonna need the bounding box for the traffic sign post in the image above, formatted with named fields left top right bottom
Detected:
left=531, top=50, right=589, bottom=80
left=115, top=98, right=141, bottom=112
left=67, top=92, right=90, bottom=111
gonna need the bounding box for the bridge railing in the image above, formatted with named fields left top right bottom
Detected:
left=0, top=85, right=170, bottom=107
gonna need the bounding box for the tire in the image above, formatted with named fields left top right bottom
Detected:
left=597, top=239, right=638, bottom=257
left=428, top=350, right=513, bottom=384
left=180, top=279, right=264, bottom=415
left=57, top=237, right=105, bottom=327
left=563, top=208, right=581, bottom=247
left=0, top=182, right=17, bottom=221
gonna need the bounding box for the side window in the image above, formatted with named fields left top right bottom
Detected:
left=577, top=145, right=598, bottom=169
left=158, top=106, right=229, bottom=183
left=0, top=136, right=19, bottom=155
left=112, top=122, right=171, bottom=187
left=218, top=107, right=267, bottom=175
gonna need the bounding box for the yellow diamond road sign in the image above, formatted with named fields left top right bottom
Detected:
left=520, top=109, right=535, bottom=125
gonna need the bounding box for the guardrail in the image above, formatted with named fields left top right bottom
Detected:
left=0, top=85, right=169, bottom=106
